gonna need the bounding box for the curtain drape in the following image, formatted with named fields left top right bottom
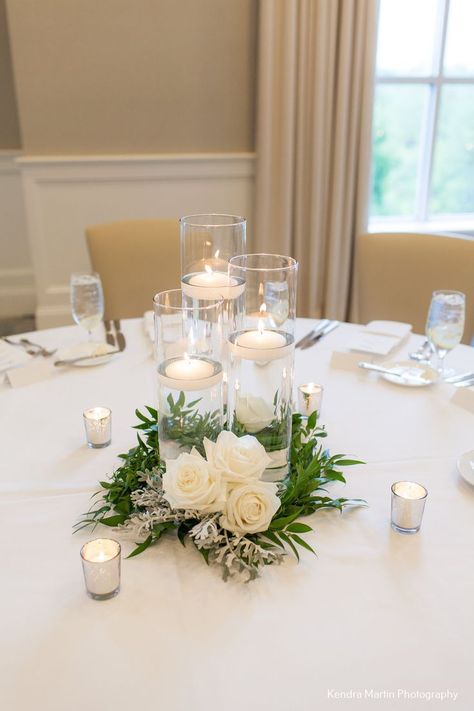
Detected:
left=254, top=0, right=378, bottom=320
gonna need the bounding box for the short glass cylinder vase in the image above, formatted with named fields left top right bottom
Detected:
left=227, top=254, right=298, bottom=481
left=154, top=289, right=224, bottom=461
left=180, top=214, right=246, bottom=335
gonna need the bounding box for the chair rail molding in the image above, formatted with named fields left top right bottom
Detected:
left=0, top=151, right=35, bottom=318
left=18, top=152, right=255, bottom=328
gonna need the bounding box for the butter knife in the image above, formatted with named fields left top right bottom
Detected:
left=295, top=319, right=330, bottom=349
left=104, top=320, right=115, bottom=347
left=54, top=350, right=120, bottom=367
left=113, top=319, right=126, bottom=351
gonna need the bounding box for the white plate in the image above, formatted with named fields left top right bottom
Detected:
left=457, top=450, right=474, bottom=486
left=381, top=360, right=439, bottom=388
left=55, top=342, right=118, bottom=367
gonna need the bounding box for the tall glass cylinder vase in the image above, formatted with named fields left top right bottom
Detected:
left=180, top=214, right=246, bottom=336
left=227, top=254, right=298, bottom=481
left=154, top=290, right=224, bottom=461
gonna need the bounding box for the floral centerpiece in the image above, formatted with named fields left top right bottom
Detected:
left=77, top=407, right=364, bottom=581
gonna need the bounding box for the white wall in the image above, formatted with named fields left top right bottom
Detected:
left=0, top=151, right=34, bottom=317
left=19, top=153, right=255, bottom=328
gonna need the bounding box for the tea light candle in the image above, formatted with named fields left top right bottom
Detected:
left=181, top=267, right=245, bottom=300
left=298, top=383, right=323, bottom=416
left=158, top=354, right=223, bottom=391
left=391, top=481, right=428, bottom=534
left=80, top=538, right=121, bottom=600
left=83, top=407, right=112, bottom=448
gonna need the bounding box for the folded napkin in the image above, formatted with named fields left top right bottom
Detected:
left=143, top=311, right=154, bottom=342
left=348, top=320, right=412, bottom=356
left=0, top=340, right=31, bottom=373
left=451, top=386, right=474, bottom=415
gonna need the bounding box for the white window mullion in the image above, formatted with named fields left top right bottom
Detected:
left=415, top=0, right=450, bottom=221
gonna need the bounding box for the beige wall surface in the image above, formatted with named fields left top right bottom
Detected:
left=6, top=0, right=257, bottom=155
left=0, top=0, right=21, bottom=149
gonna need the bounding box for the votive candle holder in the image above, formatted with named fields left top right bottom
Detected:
left=391, top=481, right=428, bottom=534
left=83, top=407, right=112, bottom=448
left=80, top=538, right=121, bottom=600
left=298, top=383, right=323, bottom=416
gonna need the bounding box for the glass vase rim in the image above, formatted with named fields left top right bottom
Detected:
left=153, top=288, right=224, bottom=313
left=80, top=538, right=121, bottom=563
left=179, top=213, right=246, bottom=228
left=391, top=481, right=428, bottom=500
left=70, top=271, right=101, bottom=280
left=229, top=253, right=298, bottom=272
left=431, top=289, right=465, bottom=299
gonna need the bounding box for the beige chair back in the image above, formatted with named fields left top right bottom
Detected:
left=355, top=232, right=474, bottom=344
left=86, top=219, right=180, bottom=319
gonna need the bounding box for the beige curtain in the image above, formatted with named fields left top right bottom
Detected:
left=254, top=0, right=378, bottom=320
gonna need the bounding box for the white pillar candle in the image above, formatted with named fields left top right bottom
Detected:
left=391, top=481, right=428, bottom=534
left=158, top=354, right=223, bottom=391
left=230, top=327, right=293, bottom=362
left=181, top=266, right=245, bottom=300
left=80, top=538, right=121, bottom=599
left=83, top=407, right=112, bottom=448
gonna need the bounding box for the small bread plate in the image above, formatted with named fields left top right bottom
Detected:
left=382, top=360, right=439, bottom=388
left=55, top=342, right=118, bottom=367
left=457, top=450, right=474, bottom=486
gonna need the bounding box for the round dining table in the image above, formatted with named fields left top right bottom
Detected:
left=1, top=318, right=473, bottom=710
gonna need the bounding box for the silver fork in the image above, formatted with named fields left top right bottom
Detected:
left=2, top=336, right=43, bottom=357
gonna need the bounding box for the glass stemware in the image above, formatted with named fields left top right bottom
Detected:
left=70, top=272, right=104, bottom=342
left=425, top=290, right=465, bottom=378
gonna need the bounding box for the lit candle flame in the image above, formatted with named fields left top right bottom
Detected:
left=214, top=249, right=220, bottom=259
left=258, top=303, right=267, bottom=335
left=204, top=264, right=213, bottom=275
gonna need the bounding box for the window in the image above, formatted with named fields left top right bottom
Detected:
left=369, top=0, right=474, bottom=232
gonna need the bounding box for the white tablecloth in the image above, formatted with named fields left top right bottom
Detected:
left=1, top=319, right=473, bottom=710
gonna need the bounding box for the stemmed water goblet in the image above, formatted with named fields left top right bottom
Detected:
left=70, top=272, right=105, bottom=343
left=425, top=290, right=465, bottom=379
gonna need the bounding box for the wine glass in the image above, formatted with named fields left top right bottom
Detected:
left=425, top=290, right=465, bottom=378
left=70, top=272, right=104, bottom=342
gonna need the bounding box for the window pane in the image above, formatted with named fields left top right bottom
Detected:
left=444, top=0, right=474, bottom=77
left=370, top=85, right=428, bottom=218
left=376, top=0, right=438, bottom=77
left=430, top=85, right=474, bottom=214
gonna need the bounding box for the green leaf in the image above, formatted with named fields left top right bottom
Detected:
left=127, top=535, right=153, bottom=558
left=98, top=514, right=127, bottom=527
left=285, top=522, right=313, bottom=533
left=291, top=534, right=316, bottom=555
left=278, top=531, right=299, bottom=560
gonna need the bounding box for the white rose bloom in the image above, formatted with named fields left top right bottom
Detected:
left=235, top=394, right=274, bottom=434
left=204, top=430, right=271, bottom=484
left=220, top=481, right=281, bottom=534
left=163, top=451, right=226, bottom=513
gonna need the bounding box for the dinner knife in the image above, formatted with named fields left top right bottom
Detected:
left=300, top=320, right=340, bottom=350
left=104, top=320, right=115, bottom=347
left=444, top=372, right=474, bottom=384
left=295, top=319, right=330, bottom=349
left=113, top=319, right=126, bottom=351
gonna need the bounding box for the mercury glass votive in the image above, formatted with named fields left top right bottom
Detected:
left=80, top=538, right=121, bottom=600
left=391, top=481, right=428, bottom=534
left=83, top=407, right=112, bottom=448
left=298, top=383, right=323, bottom=416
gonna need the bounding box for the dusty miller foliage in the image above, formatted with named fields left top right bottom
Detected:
left=76, top=406, right=365, bottom=581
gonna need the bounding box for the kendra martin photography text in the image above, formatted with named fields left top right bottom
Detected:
left=328, top=689, right=459, bottom=702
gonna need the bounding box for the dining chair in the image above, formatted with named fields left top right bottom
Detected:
left=355, top=232, right=474, bottom=344
left=85, top=219, right=180, bottom=319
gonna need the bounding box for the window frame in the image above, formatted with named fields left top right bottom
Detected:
left=369, top=0, right=474, bottom=233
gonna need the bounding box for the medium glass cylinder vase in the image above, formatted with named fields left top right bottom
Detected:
left=227, top=254, right=298, bottom=481
left=154, top=289, right=224, bottom=461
